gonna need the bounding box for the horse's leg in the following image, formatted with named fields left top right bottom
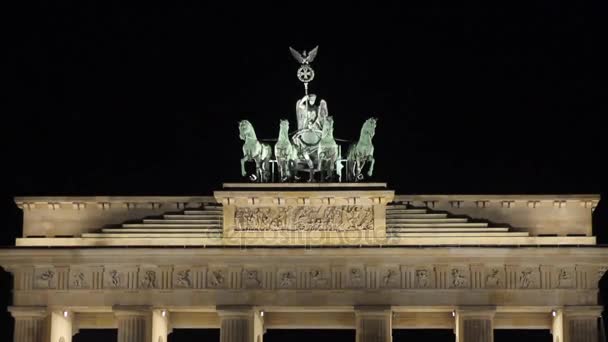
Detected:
left=356, top=160, right=365, bottom=181
left=254, top=158, right=262, bottom=183
left=241, top=157, right=248, bottom=177
left=328, top=158, right=336, bottom=181
left=278, top=160, right=284, bottom=182
left=367, top=157, right=375, bottom=177
left=304, top=153, right=314, bottom=182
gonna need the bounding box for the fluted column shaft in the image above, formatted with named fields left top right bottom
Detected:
left=455, top=306, right=495, bottom=342
left=9, top=307, right=47, bottom=342
left=114, top=306, right=151, bottom=342
left=217, top=306, right=264, bottom=342
left=355, top=306, right=392, bottom=342
left=552, top=306, right=602, bottom=342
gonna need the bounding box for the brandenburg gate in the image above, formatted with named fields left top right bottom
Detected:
left=1, top=47, right=606, bottom=342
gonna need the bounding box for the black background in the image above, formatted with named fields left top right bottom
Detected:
left=1, top=1, right=607, bottom=341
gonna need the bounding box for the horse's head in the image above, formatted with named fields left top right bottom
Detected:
left=238, top=120, right=255, bottom=141
left=321, top=116, right=334, bottom=137
left=362, top=117, right=377, bottom=139
left=279, top=119, right=289, bottom=131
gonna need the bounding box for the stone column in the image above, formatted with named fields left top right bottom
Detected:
left=114, top=306, right=151, bottom=342
left=8, top=307, right=48, bottom=342
left=217, top=306, right=264, bottom=342
left=551, top=306, right=602, bottom=342
left=49, top=310, right=74, bottom=342
left=454, top=306, right=495, bottom=342
left=355, top=306, right=392, bottom=342
left=151, top=309, right=171, bottom=342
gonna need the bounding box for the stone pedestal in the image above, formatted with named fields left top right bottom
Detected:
left=551, top=306, right=601, bottom=342
left=455, top=307, right=495, bottom=342
left=9, top=307, right=47, bottom=342
left=114, top=306, right=151, bottom=342
left=217, top=306, right=264, bottom=342
left=355, top=306, right=392, bottom=342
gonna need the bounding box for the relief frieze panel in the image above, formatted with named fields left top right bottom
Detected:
left=234, top=205, right=374, bottom=231
left=17, top=262, right=605, bottom=292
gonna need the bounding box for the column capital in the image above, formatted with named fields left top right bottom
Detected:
left=8, top=306, right=47, bottom=319
left=355, top=306, right=392, bottom=318
left=113, top=305, right=152, bottom=317
left=216, top=305, right=256, bottom=317
left=562, top=305, right=603, bottom=318
left=456, top=306, right=496, bottom=319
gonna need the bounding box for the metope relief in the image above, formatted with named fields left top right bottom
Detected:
left=557, top=268, right=574, bottom=288
left=518, top=267, right=540, bottom=289
left=139, top=269, right=158, bottom=289
left=309, top=268, right=330, bottom=288
left=485, top=268, right=503, bottom=288
left=104, top=269, right=127, bottom=289
left=173, top=269, right=193, bottom=288
left=415, top=268, right=432, bottom=289
left=450, top=268, right=468, bottom=288
left=34, top=268, right=57, bottom=289
left=69, top=268, right=90, bottom=289
left=278, top=270, right=297, bottom=288
left=347, top=267, right=365, bottom=288
left=207, top=269, right=227, bottom=288
left=234, top=206, right=374, bottom=231
left=380, top=268, right=400, bottom=288
left=244, top=269, right=262, bottom=288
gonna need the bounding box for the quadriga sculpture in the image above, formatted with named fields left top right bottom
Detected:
left=239, top=120, right=272, bottom=182
left=274, top=119, right=297, bottom=182
left=347, top=118, right=377, bottom=181
left=317, top=116, right=340, bottom=182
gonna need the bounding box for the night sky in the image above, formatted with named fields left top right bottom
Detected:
left=2, top=2, right=607, bottom=341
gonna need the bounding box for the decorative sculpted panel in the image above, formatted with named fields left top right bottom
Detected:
left=18, top=263, right=603, bottom=292
left=234, top=205, right=374, bottom=231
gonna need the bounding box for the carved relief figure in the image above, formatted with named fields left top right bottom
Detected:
left=349, top=268, right=364, bottom=287
left=38, top=270, right=55, bottom=288
left=141, top=270, right=157, bottom=289
left=279, top=271, right=296, bottom=288
left=209, top=270, right=225, bottom=288
left=485, top=268, right=501, bottom=287
left=109, top=270, right=122, bottom=287
left=451, top=269, right=467, bottom=288
left=519, top=269, right=534, bottom=288
left=382, top=269, right=399, bottom=287
left=245, top=270, right=262, bottom=288
left=310, top=269, right=329, bottom=287
left=234, top=206, right=374, bottom=231
left=416, top=269, right=430, bottom=288
left=72, top=271, right=86, bottom=288
left=176, top=269, right=192, bottom=288
left=557, top=268, right=573, bottom=288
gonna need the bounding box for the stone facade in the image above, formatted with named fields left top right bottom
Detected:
left=0, top=184, right=606, bottom=341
